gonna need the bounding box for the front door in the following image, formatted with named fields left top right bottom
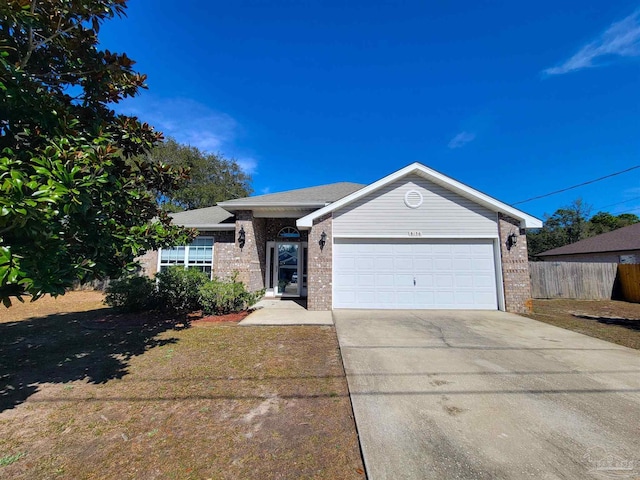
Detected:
left=266, top=242, right=308, bottom=297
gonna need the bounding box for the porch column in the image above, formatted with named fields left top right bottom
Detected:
left=307, top=213, right=333, bottom=311
left=234, top=211, right=266, bottom=292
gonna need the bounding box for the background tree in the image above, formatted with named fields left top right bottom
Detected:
left=145, top=139, right=252, bottom=211
left=527, top=199, right=639, bottom=258
left=0, top=0, right=194, bottom=305
left=586, top=211, right=639, bottom=236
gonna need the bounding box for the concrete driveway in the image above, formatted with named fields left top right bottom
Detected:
left=334, top=310, right=640, bottom=480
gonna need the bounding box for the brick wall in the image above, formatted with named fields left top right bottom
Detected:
left=207, top=230, right=235, bottom=280
left=498, top=213, right=533, bottom=313
left=265, top=219, right=309, bottom=242
left=307, top=213, right=332, bottom=311
left=137, top=249, right=158, bottom=277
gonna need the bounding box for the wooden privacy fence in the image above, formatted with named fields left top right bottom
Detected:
left=618, top=264, right=640, bottom=303
left=529, top=262, right=618, bottom=300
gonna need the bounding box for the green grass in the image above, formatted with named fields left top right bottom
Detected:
left=0, top=452, right=26, bottom=467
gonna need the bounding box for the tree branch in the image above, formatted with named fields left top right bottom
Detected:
left=19, top=0, right=37, bottom=69
left=20, top=7, right=87, bottom=69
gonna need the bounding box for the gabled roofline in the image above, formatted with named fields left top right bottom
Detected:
left=296, top=162, right=543, bottom=229
left=217, top=201, right=329, bottom=210
left=173, top=224, right=236, bottom=230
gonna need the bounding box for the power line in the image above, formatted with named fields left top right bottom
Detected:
left=512, top=165, right=640, bottom=205
left=611, top=205, right=640, bottom=216
left=593, top=195, right=640, bottom=211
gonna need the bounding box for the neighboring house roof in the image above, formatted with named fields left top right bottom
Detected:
left=169, top=205, right=235, bottom=229
left=538, top=222, right=640, bottom=257
left=297, top=162, right=543, bottom=229
left=217, top=182, right=365, bottom=209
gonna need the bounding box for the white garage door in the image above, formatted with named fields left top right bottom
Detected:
left=333, top=239, right=498, bottom=310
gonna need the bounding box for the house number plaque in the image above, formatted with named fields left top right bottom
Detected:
left=408, top=231, right=422, bottom=237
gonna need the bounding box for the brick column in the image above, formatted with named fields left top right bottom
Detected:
left=138, top=250, right=158, bottom=277
left=498, top=213, right=533, bottom=313
left=234, top=211, right=266, bottom=292
left=307, top=213, right=332, bottom=311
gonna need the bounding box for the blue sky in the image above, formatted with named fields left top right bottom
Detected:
left=100, top=1, right=640, bottom=221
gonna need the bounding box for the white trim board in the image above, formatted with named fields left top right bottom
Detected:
left=332, top=234, right=500, bottom=239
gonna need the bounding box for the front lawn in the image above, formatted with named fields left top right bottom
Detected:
left=524, top=299, right=640, bottom=350
left=0, top=292, right=364, bottom=479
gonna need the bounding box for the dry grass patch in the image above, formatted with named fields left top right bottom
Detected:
left=524, top=299, right=640, bottom=350
left=0, top=292, right=364, bottom=479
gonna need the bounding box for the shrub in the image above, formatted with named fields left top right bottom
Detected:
left=198, top=277, right=264, bottom=315
left=156, top=267, right=209, bottom=314
left=104, top=275, right=157, bottom=312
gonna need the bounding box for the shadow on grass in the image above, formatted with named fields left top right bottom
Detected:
left=0, top=308, right=185, bottom=413
left=574, top=314, right=640, bottom=332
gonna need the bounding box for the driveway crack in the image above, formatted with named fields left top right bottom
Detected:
left=409, top=312, right=453, bottom=347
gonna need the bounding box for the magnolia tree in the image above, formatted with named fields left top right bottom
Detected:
left=0, top=0, right=194, bottom=305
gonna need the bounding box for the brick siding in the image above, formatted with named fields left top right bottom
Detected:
left=307, top=213, right=332, bottom=311
left=233, top=211, right=266, bottom=291
left=498, top=213, right=533, bottom=313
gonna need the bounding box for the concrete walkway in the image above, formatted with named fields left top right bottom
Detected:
left=334, top=309, right=640, bottom=480
left=239, top=298, right=333, bottom=325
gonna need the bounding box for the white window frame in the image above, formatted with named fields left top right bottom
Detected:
left=157, top=236, right=215, bottom=279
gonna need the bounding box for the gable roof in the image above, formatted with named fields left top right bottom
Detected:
left=297, top=162, right=543, bottom=229
left=217, top=182, right=365, bottom=209
left=169, top=205, right=234, bottom=229
left=538, top=222, right=640, bottom=257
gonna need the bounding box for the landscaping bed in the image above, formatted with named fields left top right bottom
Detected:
left=524, top=299, right=640, bottom=350
left=0, top=292, right=364, bottom=479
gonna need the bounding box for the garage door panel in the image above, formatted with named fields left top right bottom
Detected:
left=376, top=257, right=394, bottom=270
left=358, top=274, right=375, bottom=286
left=334, top=291, right=356, bottom=305
left=413, top=257, right=433, bottom=270
left=395, top=274, right=414, bottom=286
left=414, top=274, right=434, bottom=287
left=434, top=274, right=454, bottom=288
left=356, top=257, right=374, bottom=271
left=472, top=257, right=494, bottom=271
left=455, top=274, right=474, bottom=288
left=378, top=292, right=396, bottom=305
left=394, top=258, right=413, bottom=271
left=333, top=239, right=498, bottom=310
left=335, top=273, right=355, bottom=287
left=453, top=257, right=472, bottom=269
left=474, top=274, right=495, bottom=288
left=356, top=291, right=376, bottom=304
left=434, top=258, right=453, bottom=271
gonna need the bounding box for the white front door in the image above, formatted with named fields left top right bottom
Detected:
left=265, top=242, right=308, bottom=297
left=333, top=238, right=498, bottom=309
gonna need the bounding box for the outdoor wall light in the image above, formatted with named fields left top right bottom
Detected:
left=238, top=226, right=246, bottom=250
left=507, top=231, right=518, bottom=250
left=319, top=231, right=327, bottom=251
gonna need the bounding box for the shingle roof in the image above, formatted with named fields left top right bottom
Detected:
left=169, top=205, right=234, bottom=227
left=218, top=182, right=365, bottom=208
left=537, top=222, right=640, bottom=257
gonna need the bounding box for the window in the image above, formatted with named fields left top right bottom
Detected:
left=159, top=237, right=214, bottom=277
left=278, top=226, right=300, bottom=238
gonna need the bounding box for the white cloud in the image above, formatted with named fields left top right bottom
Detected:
left=236, top=156, right=258, bottom=174
left=448, top=131, right=476, bottom=149
left=117, top=96, right=257, bottom=174
left=544, top=10, right=640, bottom=76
